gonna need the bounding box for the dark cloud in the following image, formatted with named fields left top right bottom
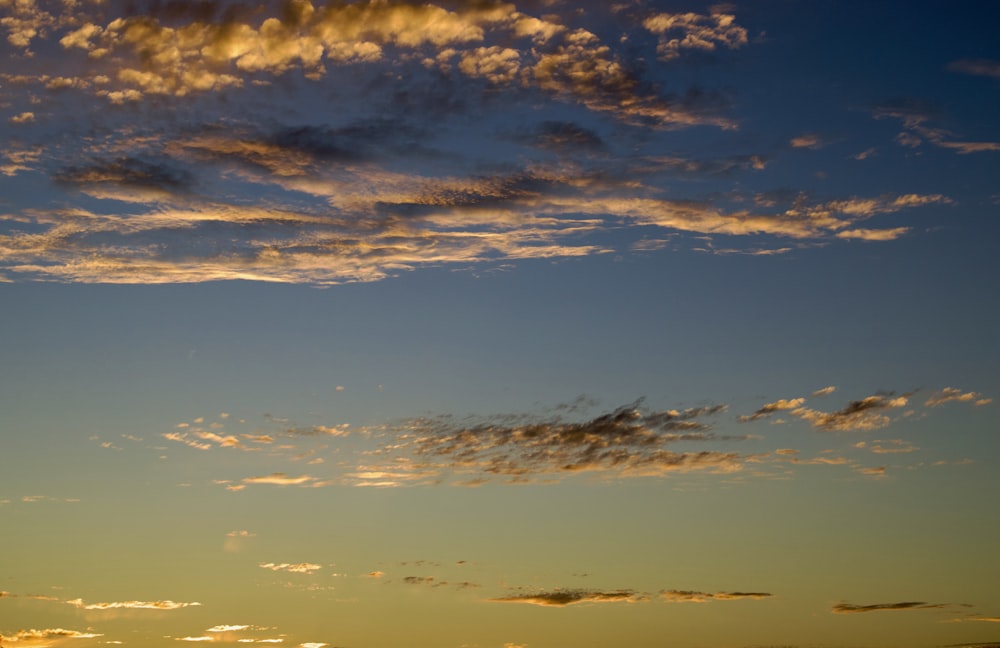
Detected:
left=269, top=119, right=427, bottom=163
left=54, top=157, right=195, bottom=195
left=346, top=399, right=746, bottom=486
left=520, top=120, right=606, bottom=152
left=490, top=589, right=645, bottom=607
left=832, top=601, right=951, bottom=614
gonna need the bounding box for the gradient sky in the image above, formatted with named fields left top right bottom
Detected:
left=1, top=1, right=999, bottom=647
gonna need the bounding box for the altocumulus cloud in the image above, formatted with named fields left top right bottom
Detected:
left=0, top=1, right=960, bottom=285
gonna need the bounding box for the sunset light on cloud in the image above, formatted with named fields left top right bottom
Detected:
left=1, top=1, right=998, bottom=647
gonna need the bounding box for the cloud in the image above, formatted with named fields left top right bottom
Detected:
left=790, top=392, right=910, bottom=431
left=661, top=589, right=772, bottom=603
left=925, top=387, right=990, bottom=407
left=348, top=400, right=746, bottom=486
left=0, top=628, right=103, bottom=646
left=738, top=398, right=805, bottom=422
left=643, top=8, right=749, bottom=62
left=948, top=59, right=1000, bottom=79
left=812, top=386, right=837, bottom=397
left=873, top=98, right=1000, bottom=154
left=790, top=134, right=824, bottom=149
left=66, top=598, right=201, bottom=610
left=206, top=625, right=251, bottom=633
left=832, top=601, right=952, bottom=613
left=855, top=439, right=918, bottom=454
left=241, top=473, right=317, bottom=486
left=490, top=589, right=646, bottom=606
left=259, top=562, right=323, bottom=575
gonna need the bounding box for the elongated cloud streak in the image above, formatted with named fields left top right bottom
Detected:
left=490, top=589, right=646, bottom=606
left=66, top=598, right=200, bottom=610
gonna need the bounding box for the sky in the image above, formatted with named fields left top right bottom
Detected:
left=1, top=1, right=999, bottom=647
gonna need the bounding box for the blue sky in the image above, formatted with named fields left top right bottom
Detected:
left=1, top=2, right=999, bottom=647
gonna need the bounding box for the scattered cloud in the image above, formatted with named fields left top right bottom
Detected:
left=259, top=562, right=323, bottom=575
left=643, top=8, right=749, bottom=62
left=812, top=386, right=837, bottom=397
left=855, top=439, right=918, bottom=454
left=832, top=601, right=953, bottom=614
left=790, top=134, right=824, bottom=149
left=348, top=400, right=746, bottom=486
left=241, top=473, right=317, bottom=487
left=790, top=392, right=910, bottom=431
left=67, top=598, right=200, bottom=610
left=0, top=628, right=103, bottom=646
left=738, top=398, right=805, bottom=422
left=661, top=589, right=772, bottom=603
left=206, top=626, right=251, bottom=633
left=490, top=589, right=647, bottom=607
left=925, top=387, right=991, bottom=407
left=874, top=99, right=1000, bottom=155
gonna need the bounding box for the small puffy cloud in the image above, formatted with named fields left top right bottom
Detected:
left=812, top=386, right=837, bottom=397
left=790, top=134, right=824, bottom=149
left=10, top=112, right=35, bottom=124
left=363, top=571, right=385, bottom=579
left=259, top=562, right=323, bottom=575
left=832, top=601, right=951, bottom=613
left=490, top=589, right=646, bottom=606
left=925, top=387, right=989, bottom=407
left=661, top=589, right=772, bottom=603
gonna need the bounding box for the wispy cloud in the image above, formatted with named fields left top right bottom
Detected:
left=0, top=628, right=103, bottom=646
left=67, top=598, right=200, bottom=610
left=832, top=601, right=954, bottom=614
left=660, top=589, right=772, bottom=603
left=925, top=387, right=991, bottom=407
left=259, top=562, right=323, bottom=575
left=948, top=59, right=1000, bottom=79
left=790, top=392, right=911, bottom=431
left=242, top=474, right=317, bottom=487
left=490, top=589, right=647, bottom=607
left=738, top=398, right=805, bottom=422
left=873, top=99, right=1000, bottom=155
left=348, top=400, right=747, bottom=486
